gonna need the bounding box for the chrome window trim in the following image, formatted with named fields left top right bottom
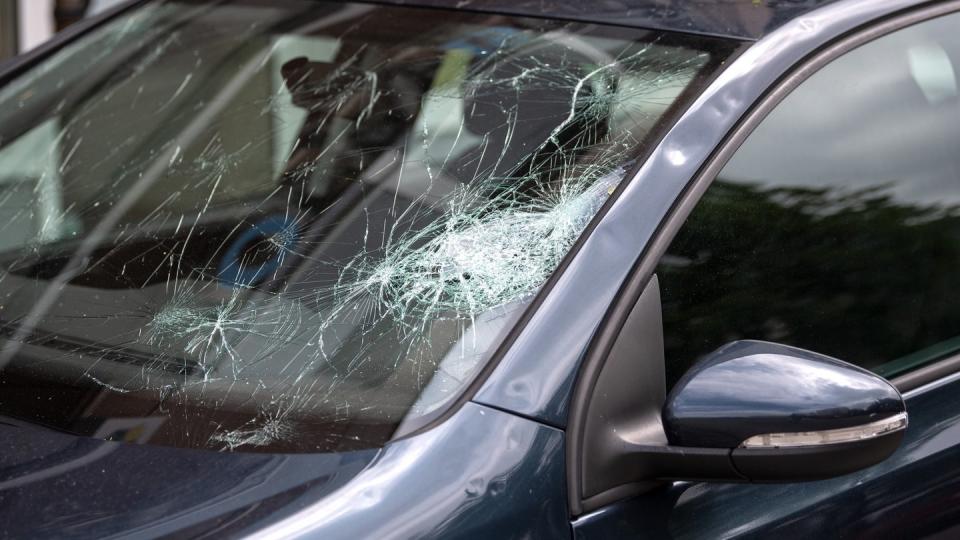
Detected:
left=899, top=353, right=960, bottom=396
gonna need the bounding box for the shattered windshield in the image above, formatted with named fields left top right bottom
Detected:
left=0, top=0, right=733, bottom=452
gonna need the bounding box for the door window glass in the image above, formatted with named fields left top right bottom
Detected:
left=658, top=12, right=960, bottom=387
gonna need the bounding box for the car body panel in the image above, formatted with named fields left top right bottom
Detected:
left=663, top=340, right=906, bottom=448
left=572, top=374, right=960, bottom=538
left=0, top=422, right=378, bottom=538
left=0, top=402, right=567, bottom=539
left=247, top=402, right=568, bottom=540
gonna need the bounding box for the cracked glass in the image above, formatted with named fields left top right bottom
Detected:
left=0, top=0, right=733, bottom=452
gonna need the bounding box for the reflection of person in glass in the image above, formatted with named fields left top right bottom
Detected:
left=278, top=47, right=436, bottom=197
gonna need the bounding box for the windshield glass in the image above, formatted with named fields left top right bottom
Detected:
left=0, top=0, right=733, bottom=453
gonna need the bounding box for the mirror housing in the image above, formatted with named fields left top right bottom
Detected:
left=656, top=340, right=907, bottom=482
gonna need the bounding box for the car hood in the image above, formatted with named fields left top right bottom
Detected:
left=0, top=421, right=378, bottom=538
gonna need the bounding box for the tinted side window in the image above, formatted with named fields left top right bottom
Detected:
left=658, top=12, right=960, bottom=388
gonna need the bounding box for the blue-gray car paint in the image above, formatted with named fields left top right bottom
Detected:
left=662, top=341, right=905, bottom=448
left=1, top=0, right=959, bottom=538
left=0, top=402, right=566, bottom=539
left=0, top=425, right=378, bottom=538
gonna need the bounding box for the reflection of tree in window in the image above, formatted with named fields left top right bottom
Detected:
left=659, top=181, right=960, bottom=388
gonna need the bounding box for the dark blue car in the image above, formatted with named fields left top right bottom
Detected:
left=0, top=0, right=958, bottom=537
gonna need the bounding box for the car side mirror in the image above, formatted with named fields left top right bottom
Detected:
left=574, top=277, right=910, bottom=508
left=653, top=340, right=907, bottom=482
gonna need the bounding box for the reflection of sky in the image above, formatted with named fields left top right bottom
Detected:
left=682, top=353, right=886, bottom=417
left=721, top=13, right=960, bottom=208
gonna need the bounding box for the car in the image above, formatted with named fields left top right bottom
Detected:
left=0, top=0, right=957, bottom=537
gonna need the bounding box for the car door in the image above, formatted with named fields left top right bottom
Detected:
left=574, top=5, right=960, bottom=538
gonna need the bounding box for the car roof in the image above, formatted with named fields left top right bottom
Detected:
left=359, top=0, right=840, bottom=40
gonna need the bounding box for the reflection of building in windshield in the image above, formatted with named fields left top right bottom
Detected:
left=1, top=0, right=129, bottom=61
